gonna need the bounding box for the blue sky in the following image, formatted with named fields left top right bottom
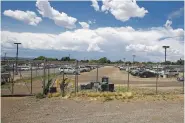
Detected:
left=1, top=0, right=184, bottom=62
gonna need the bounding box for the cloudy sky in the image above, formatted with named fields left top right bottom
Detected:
left=1, top=0, right=184, bottom=62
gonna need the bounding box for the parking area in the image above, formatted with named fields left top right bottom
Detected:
left=1, top=66, right=183, bottom=96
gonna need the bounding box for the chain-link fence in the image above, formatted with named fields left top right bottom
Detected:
left=1, top=60, right=184, bottom=96
left=1, top=60, right=61, bottom=96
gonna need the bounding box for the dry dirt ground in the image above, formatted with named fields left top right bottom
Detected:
left=1, top=96, right=184, bottom=123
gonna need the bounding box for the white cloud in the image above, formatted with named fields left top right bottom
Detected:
left=164, top=20, right=172, bottom=29
left=36, top=0, right=77, bottom=29
left=88, top=19, right=96, bottom=24
left=88, top=20, right=92, bottom=24
left=1, top=20, right=184, bottom=61
left=101, top=0, right=148, bottom=22
left=168, top=7, right=184, bottom=19
left=79, top=22, right=90, bottom=29
left=3, top=10, right=42, bottom=26
left=91, top=0, right=100, bottom=11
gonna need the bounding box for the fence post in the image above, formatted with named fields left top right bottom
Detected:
left=43, top=59, right=46, bottom=94
left=127, top=65, right=130, bottom=91
left=183, top=65, right=184, bottom=94
left=96, top=63, right=99, bottom=82
left=62, top=66, right=65, bottom=97
left=48, top=61, right=50, bottom=83
left=54, top=66, right=56, bottom=76
left=36, top=62, right=38, bottom=77
left=156, top=64, right=158, bottom=95
left=76, top=60, right=79, bottom=92
left=11, top=63, right=15, bottom=95
left=31, top=62, right=33, bottom=94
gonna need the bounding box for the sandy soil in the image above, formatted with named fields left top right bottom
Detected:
left=1, top=97, right=184, bottom=123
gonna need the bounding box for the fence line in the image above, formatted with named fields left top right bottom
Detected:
left=1, top=60, right=184, bottom=96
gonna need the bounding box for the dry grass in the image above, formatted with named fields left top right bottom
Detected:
left=47, top=92, right=61, bottom=98
left=44, top=86, right=183, bottom=102
left=66, top=86, right=183, bottom=102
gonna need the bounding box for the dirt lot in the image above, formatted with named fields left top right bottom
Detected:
left=1, top=96, right=184, bottom=123
left=1, top=66, right=183, bottom=95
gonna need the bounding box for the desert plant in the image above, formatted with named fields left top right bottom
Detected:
left=44, top=79, right=53, bottom=95
left=52, top=92, right=61, bottom=97
left=36, top=93, right=45, bottom=99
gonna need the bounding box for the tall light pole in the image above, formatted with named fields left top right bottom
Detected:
left=68, top=53, right=70, bottom=59
left=4, top=52, right=7, bottom=61
left=162, top=46, right=170, bottom=64
left=14, top=43, right=21, bottom=75
left=132, top=55, right=136, bottom=64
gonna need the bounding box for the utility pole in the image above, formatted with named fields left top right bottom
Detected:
left=14, top=43, right=21, bottom=75
left=123, top=58, right=126, bottom=65
left=180, top=58, right=184, bottom=94
left=84, top=57, right=86, bottom=62
left=132, top=55, right=136, bottom=64
left=69, top=53, right=70, bottom=59
left=4, top=52, right=7, bottom=61
left=162, top=46, right=170, bottom=64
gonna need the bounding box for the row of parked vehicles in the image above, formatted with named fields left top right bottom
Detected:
left=2, top=64, right=60, bottom=71
left=59, top=65, right=98, bottom=75
left=116, top=65, right=183, bottom=80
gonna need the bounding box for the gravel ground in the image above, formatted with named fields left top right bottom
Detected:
left=1, top=97, right=184, bottom=123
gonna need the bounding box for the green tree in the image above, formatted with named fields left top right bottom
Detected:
left=176, top=59, right=184, bottom=65
left=34, top=56, right=46, bottom=60
left=98, top=57, right=107, bottom=63
left=61, top=57, right=70, bottom=61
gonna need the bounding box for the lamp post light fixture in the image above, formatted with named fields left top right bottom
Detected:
left=162, top=46, right=170, bottom=64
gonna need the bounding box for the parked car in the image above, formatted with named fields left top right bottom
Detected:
left=177, top=77, right=184, bottom=82
left=79, top=66, right=90, bottom=72
left=17, top=66, right=30, bottom=71
left=139, top=71, right=156, bottom=78
left=131, top=69, right=143, bottom=76
left=59, top=67, right=80, bottom=75
left=165, top=70, right=179, bottom=76
left=160, top=70, right=179, bottom=77
left=119, top=66, right=127, bottom=70
left=85, top=66, right=93, bottom=71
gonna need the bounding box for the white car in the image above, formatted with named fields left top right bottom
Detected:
left=59, top=67, right=80, bottom=75
left=79, top=66, right=90, bottom=72
left=18, top=66, right=30, bottom=71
